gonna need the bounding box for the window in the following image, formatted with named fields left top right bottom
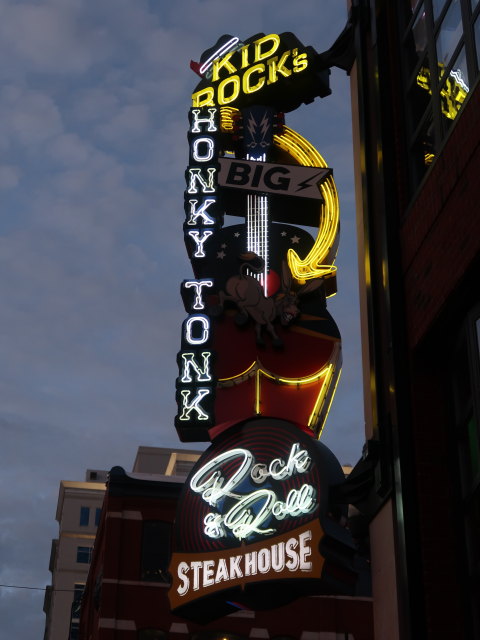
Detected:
left=436, top=0, right=463, bottom=69
left=401, top=0, right=480, bottom=193
left=73, top=583, right=84, bottom=601
left=79, top=506, right=90, bottom=527
left=140, top=521, right=171, bottom=582
left=173, top=459, right=197, bottom=476
left=69, top=620, right=79, bottom=640
left=76, top=546, right=92, bottom=564
left=95, top=507, right=102, bottom=527
left=69, top=585, right=83, bottom=640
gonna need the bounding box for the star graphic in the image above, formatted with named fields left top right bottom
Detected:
left=234, top=232, right=240, bottom=238
left=221, top=243, right=227, bottom=248
left=281, top=231, right=287, bottom=237
left=217, top=250, right=226, bottom=259
left=291, top=235, right=300, bottom=244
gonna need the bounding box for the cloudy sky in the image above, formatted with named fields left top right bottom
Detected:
left=0, top=0, right=363, bottom=637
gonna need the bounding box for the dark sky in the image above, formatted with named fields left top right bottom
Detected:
left=0, top=1, right=364, bottom=637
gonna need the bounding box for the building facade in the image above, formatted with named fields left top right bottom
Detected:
left=349, top=1, right=480, bottom=638
left=44, top=469, right=109, bottom=640
left=45, top=449, right=201, bottom=640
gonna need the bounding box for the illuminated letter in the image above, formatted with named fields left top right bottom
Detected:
left=250, top=462, right=268, bottom=484
left=257, top=548, right=271, bottom=574
left=229, top=555, right=243, bottom=579
left=244, top=551, right=257, bottom=576
left=204, top=512, right=225, bottom=539
left=218, top=75, right=240, bottom=105
left=190, top=448, right=254, bottom=506
left=180, top=352, right=212, bottom=384
left=215, top=558, right=229, bottom=583
left=240, top=44, right=250, bottom=69
left=178, top=388, right=211, bottom=421
left=271, top=542, right=285, bottom=572
left=299, top=530, right=312, bottom=571
left=285, top=537, right=299, bottom=570
left=242, top=64, right=265, bottom=94
left=184, top=315, right=210, bottom=345
left=284, top=443, right=311, bottom=476
left=187, top=167, right=216, bottom=194
left=190, top=107, right=218, bottom=133
left=183, top=280, right=213, bottom=310
left=277, top=51, right=292, bottom=77
left=293, top=51, right=308, bottom=73
left=177, top=562, right=190, bottom=596
left=267, top=51, right=292, bottom=84
left=186, top=198, right=216, bottom=226
left=191, top=561, right=202, bottom=590
left=254, top=34, right=280, bottom=62
left=192, top=137, right=215, bottom=162
left=187, top=229, right=214, bottom=258
left=212, top=51, right=237, bottom=81
left=192, top=87, right=215, bottom=107
left=203, top=560, right=215, bottom=587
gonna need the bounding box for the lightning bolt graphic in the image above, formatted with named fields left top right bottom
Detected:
left=246, top=113, right=258, bottom=146
left=258, top=112, right=270, bottom=147
left=296, top=170, right=326, bottom=192
left=245, top=112, right=271, bottom=149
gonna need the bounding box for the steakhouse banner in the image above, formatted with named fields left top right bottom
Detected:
left=169, top=520, right=324, bottom=609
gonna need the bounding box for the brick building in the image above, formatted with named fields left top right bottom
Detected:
left=349, top=1, right=480, bottom=638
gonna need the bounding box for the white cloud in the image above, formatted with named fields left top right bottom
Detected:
left=97, top=103, right=151, bottom=142
left=0, top=1, right=113, bottom=74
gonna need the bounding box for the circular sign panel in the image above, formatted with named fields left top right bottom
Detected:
left=168, top=418, right=355, bottom=619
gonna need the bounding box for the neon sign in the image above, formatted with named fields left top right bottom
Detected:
left=189, top=444, right=317, bottom=540
left=192, top=34, right=309, bottom=107
left=172, top=523, right=318, bottom=606
left=175, top=33, right=342, bottom=442
left=191, top=33, right=328, bottom=112
left=169, top=31, right=365, bottom=623
left=168, top=418, right=359, bottom=618
left=175, top=107, right=222, bottom=433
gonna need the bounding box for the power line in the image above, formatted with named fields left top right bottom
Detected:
left=0, top=583, right=75, bottom=593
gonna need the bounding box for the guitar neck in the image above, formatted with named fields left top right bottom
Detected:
left=247, top=193, right=269, bottom=295
left=241, top=106, right=277, bottom=296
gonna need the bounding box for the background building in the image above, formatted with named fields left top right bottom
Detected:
left=44, top=469, right=109, bottom=640
left=44, top=449, right=200, bottom=640
left=349, top=1, right=480, bottom=638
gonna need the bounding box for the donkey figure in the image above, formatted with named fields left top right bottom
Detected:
left=217, top=252, right=324, bottom=347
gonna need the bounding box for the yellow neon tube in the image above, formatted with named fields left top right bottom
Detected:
left=219, top=108, right=339, bottom=285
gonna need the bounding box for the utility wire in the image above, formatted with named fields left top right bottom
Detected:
left=0, top=583, right=75, bottom=592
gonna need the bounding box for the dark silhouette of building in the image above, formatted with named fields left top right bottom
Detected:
left=349, top=1, right=480, bottom=638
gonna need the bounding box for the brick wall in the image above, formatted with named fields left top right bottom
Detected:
left=400, top=86, right=480, bottom=349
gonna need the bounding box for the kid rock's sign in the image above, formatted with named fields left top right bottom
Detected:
left=175, top=32, right=342, bottom=443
